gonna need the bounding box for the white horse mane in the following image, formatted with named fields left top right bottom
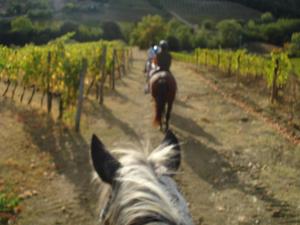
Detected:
left=99, top=144, right=194, bottom=225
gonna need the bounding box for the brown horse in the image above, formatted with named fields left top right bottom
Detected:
left=149, top=71, right=177, bottom=132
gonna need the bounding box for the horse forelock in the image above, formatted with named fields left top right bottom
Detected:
left=99, top=146, right=194, bottom=225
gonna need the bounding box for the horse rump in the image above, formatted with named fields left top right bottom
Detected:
left=153, top=77, right=168, bottom=127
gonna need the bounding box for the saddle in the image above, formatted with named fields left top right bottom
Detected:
left=149, top=70, right=177, bottom=93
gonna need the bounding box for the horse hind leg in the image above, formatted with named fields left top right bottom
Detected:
left=165, top=101, right=173, bottom=132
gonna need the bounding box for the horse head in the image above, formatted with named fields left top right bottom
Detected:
left=91, top=131, right=194, bottom=225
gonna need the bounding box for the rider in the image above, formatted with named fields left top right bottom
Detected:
left=144, top=42, right=156, bottom=73
left=153, top=40, right=172, bottom=73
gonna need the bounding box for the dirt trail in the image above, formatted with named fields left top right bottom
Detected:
left=0, top=50, right=300, bottom=225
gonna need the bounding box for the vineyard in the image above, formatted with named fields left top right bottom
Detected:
left=1, top=47, right=300, bottom=225
left=0, top=35, right=132, bottom=130
left=172, top=48, right=300, bottom=106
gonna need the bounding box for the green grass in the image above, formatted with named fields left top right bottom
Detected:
left=0, top=192, right=20, bottom=224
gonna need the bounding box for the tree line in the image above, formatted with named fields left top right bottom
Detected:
left=129, top=14, right=300, bottom=51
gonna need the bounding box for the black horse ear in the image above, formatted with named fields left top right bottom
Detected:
left=161, top=130, right=181, bottom=172
left=91, top=135, right=121, bottom=185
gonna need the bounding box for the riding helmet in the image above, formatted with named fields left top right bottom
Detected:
left=159, top=40, right=168, bottom=50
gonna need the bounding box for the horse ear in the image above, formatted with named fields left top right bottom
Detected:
left=161, top=130, right=181, bottom=172
left=91, top=134, right=121, bottom=185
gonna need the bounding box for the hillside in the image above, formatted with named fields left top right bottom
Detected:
left=2, top=0, right=300, bottom=25
left=159, top=0, right=261, bottom=23
left=0, top=0, right=262, bottom=24
left=230, top=0, right=300, bottom=18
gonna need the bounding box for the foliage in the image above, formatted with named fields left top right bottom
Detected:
left=27, top=8, right=53, bottom=20
left=258, top=19, right=300, bottom=45
left=217, top=19, right=243, bottom=48
left=0, top=39, right=128, bottom=119
left=0, top=192, right=20, bottom=224
left=11, top=16, right=33, bottom=34
left=201, top=19, right=215, bottom=30
left=63, top=3, right=80, bottom=13
left=172, top=47, right=293, bottom=101
left=266, top=51, right=291, bottom=87
left=289, top=32, right=300, bottom=56
left=261, top=12, right=275, bottom=23
left=130, top=15, right=166, bottom=49
left=101, top=21, right=123, bottom=40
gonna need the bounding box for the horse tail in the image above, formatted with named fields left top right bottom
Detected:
left=154, top=78, right=167, bottom=126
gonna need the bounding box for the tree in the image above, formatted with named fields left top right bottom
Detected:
left=11, top=16, right=33, bottom=34
left=289, top=32, right=300, bottom=56
left=101, top=21, right=123, bottom=40
left=217, top=19, right=243, bottom=48
left=166, top=35, right=180, bottom=51
left=193, top=30, right=208, bottom=48
left=201, top=19, right=215, bottom=30
left=176, top=26, right=193, bottom=50
left=261, top=12, right=275, bottom=23
left=130, top=15, right=166, bottom=49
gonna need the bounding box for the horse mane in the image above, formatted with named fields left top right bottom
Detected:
left=100, top=144, right=193, bottom=225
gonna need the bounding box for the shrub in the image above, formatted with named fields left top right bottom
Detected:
left=130, top=15, right=166, bottom=49
left=11, top=16, right=33, bottom=34
left=217, top=19, right=243, bottom=48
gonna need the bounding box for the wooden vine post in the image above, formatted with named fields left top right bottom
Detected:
left=227, top=54, right=232, bottom=76
left=195, top=50, right=199, bottom=72
left=130, top=49, right=133, bottom=67
left=46, top=52, right=52, bottom=114
left=116, top=50, right=122, bottom=79
left=271, top=58, right=280, bottom=104
left=75, top=58, right=88, bottom=132
left=99, top=45, right=107, bottom=105
left=217, top=52, right=220, bottom=69
left=236, top=54, right=241, bottom=86
left=58, top=94, right=64, bottom=120
left=110, top=49, right=116, bottom=90
left=126, top=49, right=130, bottom=71
left=121, top=49, right=126, bottom=76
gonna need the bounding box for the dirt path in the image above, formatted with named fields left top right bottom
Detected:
left=1, top=50, right=300, bottom=225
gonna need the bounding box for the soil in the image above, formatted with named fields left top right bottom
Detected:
left=0, top=49, right=300, bottom=225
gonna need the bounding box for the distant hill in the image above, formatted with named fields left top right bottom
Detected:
left=229, top=0, right=300, bottom=18
left=158, top=0, right=261, bottom=23
left=4, top=0, right=299, bottom=26
left=50, top=0, right=261, bottom=24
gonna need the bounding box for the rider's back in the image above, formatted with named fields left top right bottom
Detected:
left=156, top=51, right=172, bottom=71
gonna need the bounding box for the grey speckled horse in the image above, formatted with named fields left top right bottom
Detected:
left=90, top=131, right=194, bottom=225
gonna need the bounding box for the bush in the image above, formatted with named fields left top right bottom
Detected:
left=102, top=21, right=123, bottom=40
left=193, top=30, right=208, bottom=48
left=289, top=32, right=300, bottom=56
left=60, top=21, right=79, bottom=34
left=217, top=19, right=243, bottom=48
left=63, top=3, right=80, bottom=13
left=259, top=19, right=300, bottom=45
left=11, top=16, right=33, bottom=34
left=201, top=19, right=215, bottom=30
left=75, top=25, right=103, bottom=42
left=130, top=15, right=166, bottom=49
left=261, top=12, right=275, bottom=23
left=167, top=35, right=180, bottom=51
left=27, top=9, right=53, bottom=19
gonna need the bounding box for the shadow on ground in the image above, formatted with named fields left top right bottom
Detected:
left=0, top=98, right=99, bottom=221
left=172, top=124, right=298, bottom=223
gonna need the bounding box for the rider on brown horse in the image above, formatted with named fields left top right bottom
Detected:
left=153, top=40, right=172, bottom=73
left=149, top=40, right=177, bottom=132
